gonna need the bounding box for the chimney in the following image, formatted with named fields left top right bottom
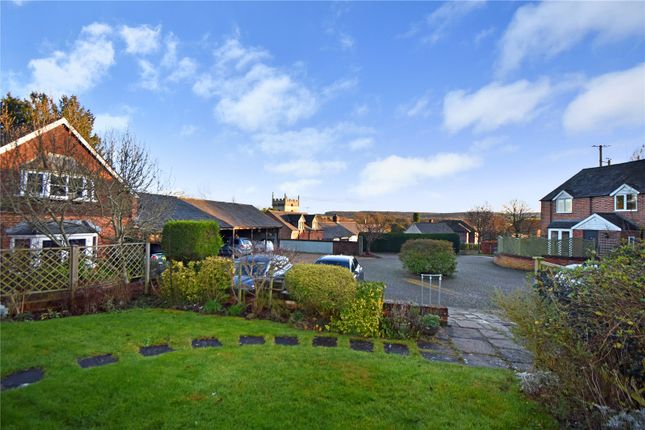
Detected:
left=332, top=214, right=338, bottom=223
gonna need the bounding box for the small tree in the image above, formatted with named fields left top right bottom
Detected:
left=161, top=220, right=223, bottom=263
left=413, top=212, right=421, bottom=223
left=466, top=203, right=494, bottom=244
left=357, top=212, right=391, bottom=254
left=503, top=199, right=532, bottom=237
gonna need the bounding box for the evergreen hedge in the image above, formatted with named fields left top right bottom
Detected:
left=367, top=232, right=460, bottom=254
left=161, top=220, right=223, bottom=262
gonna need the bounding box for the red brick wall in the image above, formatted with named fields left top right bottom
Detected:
left=0, top=124, right=133, bottom=248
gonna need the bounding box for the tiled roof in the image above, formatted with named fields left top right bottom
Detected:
left=541, top=159, right=645, bottom=201
left=319, top=222, right=356, bottom=240
left=6, top=220, right=99, bottom=236
left=409, top=222, right=455, bottom=234
left=595, top=213, right=640, bottom=231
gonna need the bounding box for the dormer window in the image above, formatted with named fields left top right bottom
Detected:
left=553, top=191, right=572, bottom=214
left=20, top=170, right=95, bottom=201
left=611, top=184, right=638, bottom=212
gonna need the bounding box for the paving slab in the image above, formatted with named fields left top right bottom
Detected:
left=78, top=354, right=118, bottom=368
left=489, top=338, right=523, bottom=350
left=498, top=348, right=533, bottom=364
left=451, top=337, right=497, bottom=355
left=417, top=340, right=454, bottom=355
left=192, top=338, right=222, bottom=348
left=453, top=319, right=484, bottom=329
left=139, top=344, right=174, bottom=356
left=1, top=368, right=44, bottom=390
left=275, top=336, right=299, bottom=346
left=383, top=342, right=409, bottom=355
left=349, top=339, right=374, bottom=352
left=463, top=353, right=509, bottom=369
left=313, top=336, right=337, bottom=347
left=479, top=329, right=509, bottom=339
left=239, top=336, right=265, bottom=345
left=446, top=326, right=484, bottom=339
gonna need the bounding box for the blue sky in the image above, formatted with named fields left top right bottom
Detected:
left=2, top=1, right=644, bottom=213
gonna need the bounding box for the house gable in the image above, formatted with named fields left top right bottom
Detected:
left=610, top=183, right=639, bottom=196
left=571, top=214, right=621, bottom=231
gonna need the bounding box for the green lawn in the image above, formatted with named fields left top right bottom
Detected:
left=1, top=309, right=556, bottom=429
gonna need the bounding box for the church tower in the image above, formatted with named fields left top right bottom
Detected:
left=272, top=193, right=300, bottom=212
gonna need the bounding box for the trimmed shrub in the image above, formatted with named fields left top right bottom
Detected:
left=497, top=242, right=645, bottom=427
left=285, top=264, right=357, bottom=319
left=399, top=239, right=456, bottom=276
left=368, top=232, right=460, bottom=254
left=331, top=281, right=385, bottom=338
left=161, top=220, right=223, bottom=262
left=160, top=256, right=233, bottom=305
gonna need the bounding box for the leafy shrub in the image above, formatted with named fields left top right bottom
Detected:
left=227, top=303, right=246, bottom=317
left=285, top=264, right=357, bottom=319
left=160, top=256, right=233, bottom=305
left=161, top=220, right=223, bottom=262
left=399, top=239, right=456, bottom=276
left=420, top=313, right=440, bottom=329
left=202, top=299, right=224, bottom=314
left=331, top=281, right=385, bottom=338
left=368, top=232, right=460, bottom=253
left=497, top=242, right=645, bottom=428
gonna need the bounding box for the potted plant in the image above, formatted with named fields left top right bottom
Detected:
left=419, top=313, right=440, bottom=336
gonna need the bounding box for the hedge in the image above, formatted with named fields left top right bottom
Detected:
left=160, top=256, right=233, bottom=305
left=399, top=239, right=457, bottom=276
left=161, top=220, right=223, bottom=262
left=285, top=264, right=357, bottom=319
left=366, top=232, right=460, bottom=254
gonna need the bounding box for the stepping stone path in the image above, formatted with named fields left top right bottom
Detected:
left=383, top=342, right=409, bottom=355
left=275, top=336, right=299, bottom=346
left=239, top=335, right=265, bottom=345
left=139, top=344, right=174, bottom=357
left=1, top=368, right=44, bottom=391
left=78, top=354, right=118, bottom=368
left=313, top=336, right=337, bottom=347
left=192, top=338, right=222, bottom=348
left=432, top=308, right=534, bottom=371
left=349, top=339, right=374, bottom=352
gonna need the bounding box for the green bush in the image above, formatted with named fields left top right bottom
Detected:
left=399, top=239, right=456, bottom=276
left=202, top=299, right=224, bottom=314
left=161, top=220, right=223, bottom=262
left=285, top=264, right=357, bottom=319
left=497, top=242, right=645, bottom=427
left=367, top=232, right=460, bottom=254
left=160, top=256, right=233, bottom=305
left=331, top=281, right=385, bottom=338
left=227, top=303, right=246, bottom=317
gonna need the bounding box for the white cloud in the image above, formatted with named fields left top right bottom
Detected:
left=338, top=33, right=355, bottom=50
left=474, top=27, right=495, bottom=45
left=213, top=37, right=270, bottom=71
left=403, top=1, right=486, bottom=43
left=354, top=153, right=481, bottom=196
left=443, top=79, right=552, bottom=133
left=348, top=137, right=374, bottom=151
left=353, top=104, right=369, bottom=117
left=18, top=22, right=115, bottom=97
left=498, top=2, right=645, bottom=75
left=398, top=94, right=431, bottom=118
left=279, top=178, right=321, bottom=195
left=180, top=124, right=198, bottom=137
left=266, top=159, right=347, bottom=177
left=563, top=63, right=645, bottom=133
left=137, top=59, right=160, bottom=91
left=322, top=77, right=358, bottom=99
left=168, top=57, right=197, bottom=82
left=94, top=113, right=130, bottom=132
left=120, top=24, right=162, bottom=55
left=469, top=136, right=518, bottom=154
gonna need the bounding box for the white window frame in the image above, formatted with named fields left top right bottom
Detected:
left=20, top=169, right=95, bottom=202
left=552, top=191, right=573, bottom=214
left=611, top=184, right=639, bottom=212
left=9, top=233, right=97, bottom=250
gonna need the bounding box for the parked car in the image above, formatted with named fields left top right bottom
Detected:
left=314, top=255, right=364, bottom=280
left=253, top=239, right=275, bottom=253
left=233, top=254, right=293, bottom=292
left=219, top=237, right=253, bottom=257
left=150, top=252, right=168, bottom=277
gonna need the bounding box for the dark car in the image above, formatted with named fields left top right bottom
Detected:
left=219, top=237, right=253, bottom=257
left=150, top=252, right=168, bottom=277
left=233, top=254, right=293, bottom=291
left=314, top=255, right=364, bottom=280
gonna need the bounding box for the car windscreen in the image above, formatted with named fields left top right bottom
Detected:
left=236, top=261, right=268, bottom=277
left=316, top=259, right=350, bottom=269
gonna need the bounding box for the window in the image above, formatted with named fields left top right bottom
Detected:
left=627, top=236, right=636, bottom=245
left=615, top=193, right=637, bottom=211
left=20, top=170, right=94, bottom=201
left=555, top=197, right=572, bottom=213
left=13, top=239, right=31, bottom=249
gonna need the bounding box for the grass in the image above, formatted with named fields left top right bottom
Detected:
left=1, top=308, right=556, bottom=429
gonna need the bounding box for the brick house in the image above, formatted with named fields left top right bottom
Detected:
left=267, top=210, right=324, bottom=240
left=0, top=118, right=129, bottom=249
left=404, top=219, right=477, bottom=244
left=540, top=159, right=644, bottom=253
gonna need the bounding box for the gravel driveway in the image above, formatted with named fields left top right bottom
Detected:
left=358, top=254, right=531, bottom=310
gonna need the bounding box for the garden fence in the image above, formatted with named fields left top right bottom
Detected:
left=0, top=242, right=150, bottom=301
left=497, top=236, right=595, bottom=258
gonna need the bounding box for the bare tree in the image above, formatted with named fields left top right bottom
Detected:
left=503, top=199, right=532, bottom=237
left=93, top=130, right=165, bottom=245
left=631, top=144, right=644, bottom=161
left=356, top=212, right=391, bottom=254
left=466, top=203, right=495, bottom=243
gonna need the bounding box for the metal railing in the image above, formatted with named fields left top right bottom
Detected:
left=497, top=236, right=595, bottom=258
left=0, top=242, right=149, bottom=300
